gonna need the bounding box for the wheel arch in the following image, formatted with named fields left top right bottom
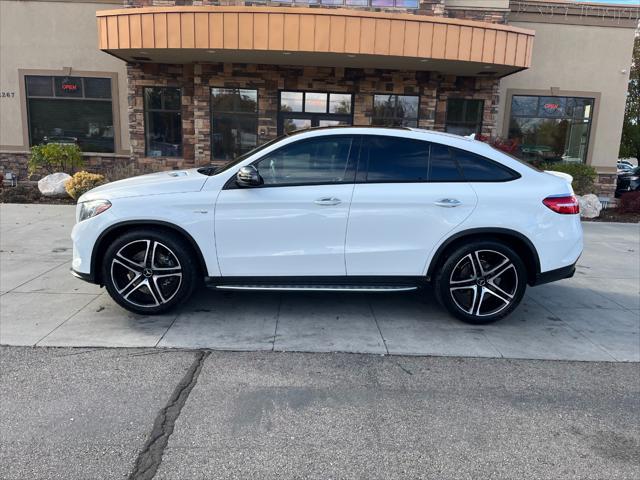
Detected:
left=426, top=228, right=541, bottom=286
left=90, top=220, right=208, bottom=285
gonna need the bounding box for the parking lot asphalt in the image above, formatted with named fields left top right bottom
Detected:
left=1, top=347, right=639, bottom=480
left=1, top=203, right=639, bottom=361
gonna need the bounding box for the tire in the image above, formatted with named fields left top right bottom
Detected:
left=102, top=228, right=199, bottom=315
left=434, top=240, right=527, bottom=324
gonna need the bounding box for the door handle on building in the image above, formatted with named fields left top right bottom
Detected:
left=314, top=197, right=342, bottom=206
left=434, top=198, right=462, bottom=207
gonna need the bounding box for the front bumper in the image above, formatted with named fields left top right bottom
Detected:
left=70, top=268, right=98, bottom=284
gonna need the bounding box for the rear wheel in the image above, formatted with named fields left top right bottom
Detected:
left=434, top=241, right=527, bottom=324
left=102, top=229, right=198, bottom=315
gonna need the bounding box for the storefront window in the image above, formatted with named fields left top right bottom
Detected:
left=508, top=95, right=594, bottom=164
left=144, top=87, right=182, bottom=157
left=211, top=88, right=258, bottom=161
left=445, top=99, right=484, bottom=136
left=26, top=75, right=115, bottom=153
left=278, top=91, right=353, bottom=134
left=372, top=94, right=419, bottom=127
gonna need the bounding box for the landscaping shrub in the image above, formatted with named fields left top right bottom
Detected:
left=65, top=171, right=107, bottom=200
left=29, top=143, right=83, bottom=176
left=618, top=191, right=640, bottom=214
left=543, top=163, right=597, bottom=195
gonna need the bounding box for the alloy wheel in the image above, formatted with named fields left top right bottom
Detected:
left=449, top=249, right=518, bottom=317
left=110, top=239, right=182, bottom=308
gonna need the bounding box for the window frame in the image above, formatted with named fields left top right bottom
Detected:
left=144, top=86, right=183, bottom=158
left=210, top=87, right=259, bottom=161
left=277, top=90, right=354, bottom=135
left=371, top=94, right=421, bottom=128
left=225, top=135, right=360, bottom=189
left=444, top=98, right=484, bottom=136
left=23, top=72, right=118, bottom=154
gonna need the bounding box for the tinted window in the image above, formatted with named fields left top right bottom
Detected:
left=366, top=136, right=428, bottom=182
left=454, top=149, right=517, bottom=182
left=428, top=144, right=463, bottom=182
left=256, top=136, right=355, bottom=186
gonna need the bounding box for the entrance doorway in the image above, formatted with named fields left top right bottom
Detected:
left=278, top=91, right=353, bottom=135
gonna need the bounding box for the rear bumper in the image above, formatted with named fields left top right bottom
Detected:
left=531, top=263, right=576, bottom=286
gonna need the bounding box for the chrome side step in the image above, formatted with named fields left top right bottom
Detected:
left=215, top=285, right=418, bottom=292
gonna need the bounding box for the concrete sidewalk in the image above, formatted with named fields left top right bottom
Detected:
left=1, top=203, right=638, bottom=361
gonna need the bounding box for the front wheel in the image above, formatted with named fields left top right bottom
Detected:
left=102, top=229, right=199, bottom=315
left=434, top=241, right=527, bottom=324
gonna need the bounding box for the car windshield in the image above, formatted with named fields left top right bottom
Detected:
left=197, top=135, right=287, bottom=176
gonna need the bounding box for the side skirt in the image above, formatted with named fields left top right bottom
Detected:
left=204, top=276, right=428, bottom=292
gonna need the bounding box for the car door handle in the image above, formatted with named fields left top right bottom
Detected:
left=434, top=198, right=462, bottom=208
left=314, top=197, right=342, bottom=206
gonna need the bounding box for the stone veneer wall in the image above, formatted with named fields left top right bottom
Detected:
left=127, top=62, right=499, bottom=168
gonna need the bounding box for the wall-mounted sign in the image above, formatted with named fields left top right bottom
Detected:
left=544, top=103, right=559, bottom=111
left=60, top=77, right=79, bottom=92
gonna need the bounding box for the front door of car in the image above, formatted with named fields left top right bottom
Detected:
left=345, top=137, right=478, bottom=276
left=215, top=135, right=357, bottom=276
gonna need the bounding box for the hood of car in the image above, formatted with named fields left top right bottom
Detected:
left=79, top=169, right=208, bottom=202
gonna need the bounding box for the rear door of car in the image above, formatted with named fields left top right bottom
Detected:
left=345, top=135, right=478, bottom=276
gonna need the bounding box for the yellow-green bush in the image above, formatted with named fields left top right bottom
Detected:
left=65, top=171, right=107, bottom=200
left=29, top=143, right=83, bottom=176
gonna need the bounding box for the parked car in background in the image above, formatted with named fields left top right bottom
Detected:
left=616, top=166, right=640, bottom=198
left=617, top=161, right=635, bottom=174
left=70, top=127, right=583, bottom=324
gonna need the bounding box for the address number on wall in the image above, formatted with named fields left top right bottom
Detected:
left=1, top=92, right=16, bottom=98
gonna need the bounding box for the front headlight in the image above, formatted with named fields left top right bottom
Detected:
left=78, top=199, right=112, bottom=222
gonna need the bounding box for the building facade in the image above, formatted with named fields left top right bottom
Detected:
left=0, top=0, right=637, bottom=197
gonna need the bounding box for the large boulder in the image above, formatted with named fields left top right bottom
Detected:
left=38, top=172, right=71, bottom=197
left=577, top=194, right=602, bottom=219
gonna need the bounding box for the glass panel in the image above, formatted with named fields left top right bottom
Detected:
left=162, top=88, right=182, bottom=110
left=510, top=96, right=538, bottom=117
left=211, top=88, right=257, bottom=113
left=280, top=91, right=304, bottom=112
left=212, top=114, right=258, bottom=161
left=282, top=118, right=312, bottom=134
left=538, top=97, right=567, bottom=118
left=510, top=117, right=569, bottom=162
left=256, top=136, right=354, bottom=186
left=26, top=76, right=53, bottom=97
left=454, top=149, right=515, bottom=182
left=144, top=88, right=163, bottom=110
left=371, top=0, right=395, bottom=5
left=345, top=0, right=368, bottom=4
left=84, top=78, right=112, bottom=99
left=28, top=98, right=114, bottom=153
left=366, top=136, right=429, bottom=182
left=321, top=0, right=344, bottom=4
left=318, top=119, right=351, bottom=127
left=146, top=111, right=183, bottom=157
left=446, top=99, right=465, bottom=123
left=305, top=92, right=327, bottom=113
left=429, top=144, right=463, bottom=182
left=329, top=94, right=352, bottom=114
left=372, top=95, right=419, bottom=127
left=54, top=77, right=83, bottom=98
left=394, top=0, right=419, bottom=6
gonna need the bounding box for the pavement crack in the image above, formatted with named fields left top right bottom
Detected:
left=128, top=350, right=210, bottom=480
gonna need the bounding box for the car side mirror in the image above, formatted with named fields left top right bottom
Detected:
left=236, top=165, right=263, bottom=187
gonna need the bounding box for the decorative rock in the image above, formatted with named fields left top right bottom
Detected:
left=577, top=194, right=602, bottom=219
left=38, top=172, right=71, bottom=197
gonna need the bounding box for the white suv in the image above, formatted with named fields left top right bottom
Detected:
left=71, top=127, right=583, bottom=324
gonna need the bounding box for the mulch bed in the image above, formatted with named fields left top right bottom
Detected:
left=582, top=209, right=640, bottom=223
left=0, top=183, right=76, bottom=205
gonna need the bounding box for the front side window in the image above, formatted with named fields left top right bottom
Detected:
left=445, top=99, right=484, bottom=136
left=144, top=87, right=182, bottom=157
left=211, top=88, right=258, bottom=161
left=26, top=75, right=115, bottom=153
left=255, top=136, right=355, bottom=186
left=364, top=136, right=429, bottom=182
left=372, top=95, right=419, bottom=128
left=508, top=95, right=594, bottom=163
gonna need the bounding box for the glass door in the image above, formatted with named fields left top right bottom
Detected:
left=278, top=91, right=353, bottom=134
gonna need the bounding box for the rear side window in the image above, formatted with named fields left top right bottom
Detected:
left=365, top=136, right=429, bottom=182
left=453, top=148, right=519, bottom=182
left=428, top=144, right=463, bottom=182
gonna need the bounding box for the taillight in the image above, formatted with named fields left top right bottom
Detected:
left=543, top=195, right=580, bottom=215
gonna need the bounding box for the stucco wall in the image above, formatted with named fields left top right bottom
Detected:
left=497, top=21, right=635, bottom=172
left=0, top=0, right=129, bottom=152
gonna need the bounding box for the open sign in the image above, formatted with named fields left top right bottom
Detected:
left=544, top=103, right=559, bottom=110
